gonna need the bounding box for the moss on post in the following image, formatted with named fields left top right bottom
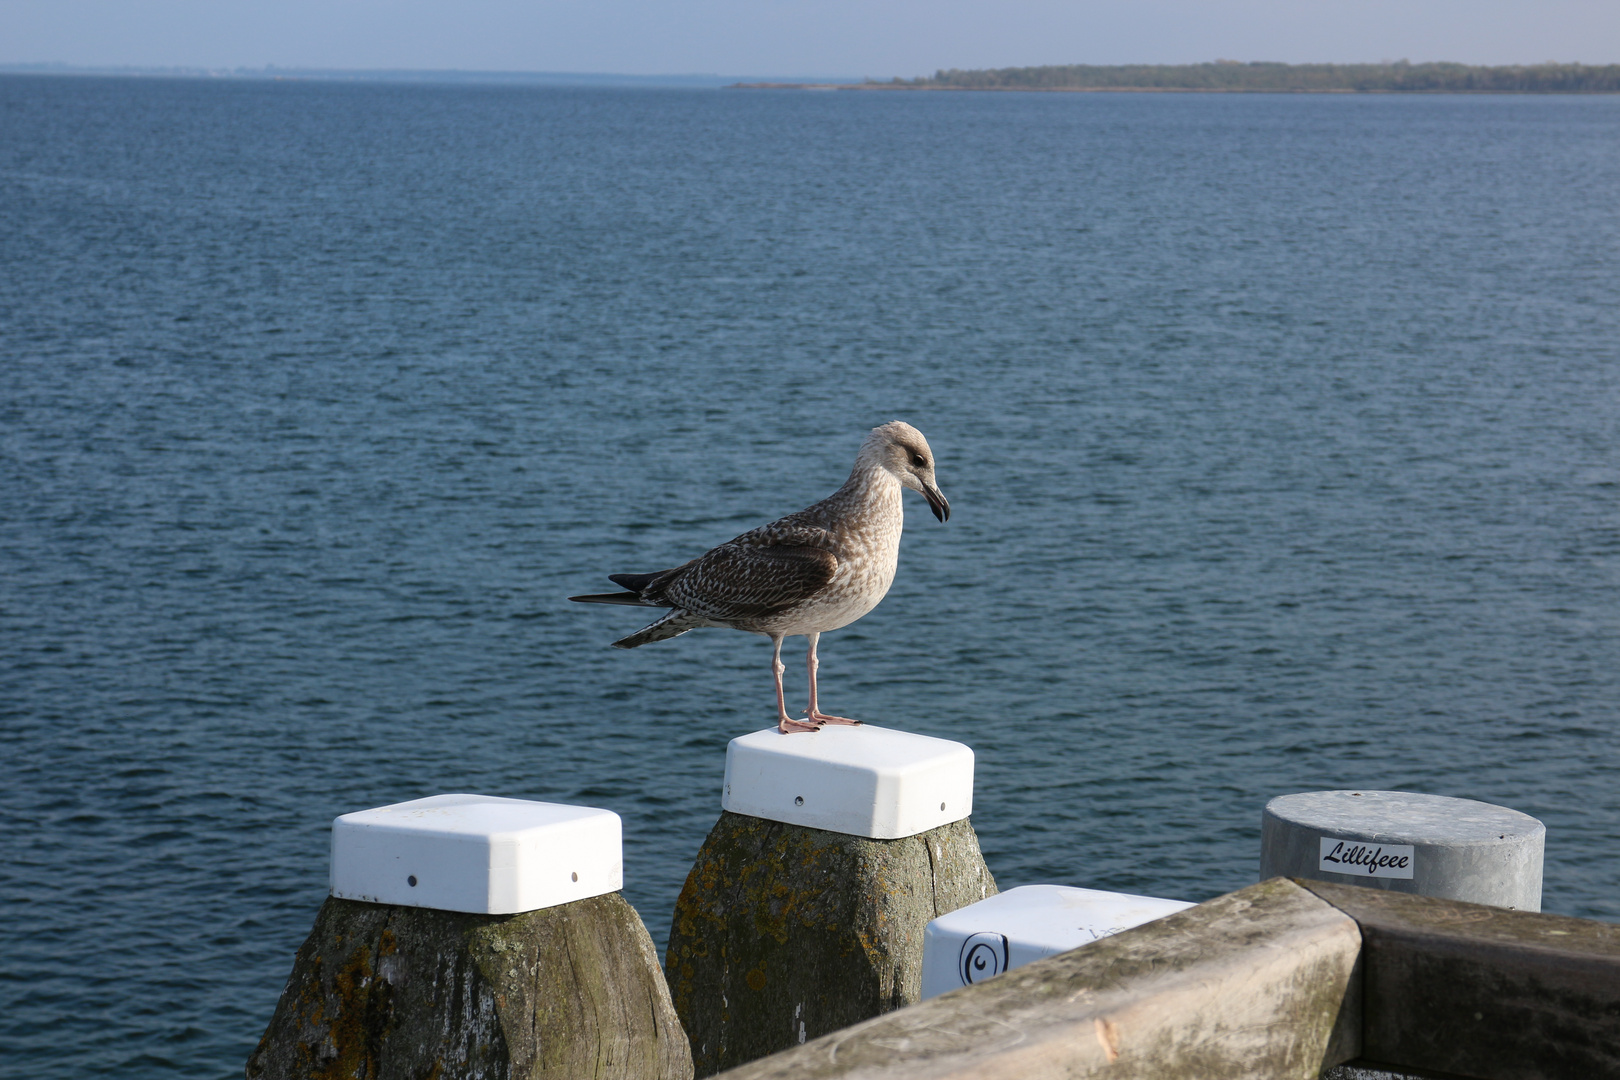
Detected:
left=247, top=891, right=692, bottom=1080
left=665, top=811, right=996, bottom=1077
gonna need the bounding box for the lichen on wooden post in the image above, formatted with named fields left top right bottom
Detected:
left=247, top=891, right=692, bottom=1080
left=665, top=810, right=997, bottom=1077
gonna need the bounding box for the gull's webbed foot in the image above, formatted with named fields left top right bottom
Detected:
left=807, top=712, right=861, bottom=726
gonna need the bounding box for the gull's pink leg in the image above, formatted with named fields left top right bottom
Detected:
left=775, top=634, right=820, bottom=734
left=805, top=631, right=860, bottom=726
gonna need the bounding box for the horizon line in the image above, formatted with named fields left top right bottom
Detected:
left=5, top=58, right=1613, bottom=88
left=0, top=63, right=867, bottom=86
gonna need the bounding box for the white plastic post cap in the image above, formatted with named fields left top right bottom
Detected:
left=329, top=793, right=623, bottom=915
left=920, top=884, right=1195, bottom=999
left=721, top=724, right=974, bottom=839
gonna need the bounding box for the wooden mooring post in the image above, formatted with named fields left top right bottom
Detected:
left=700, top=877, right=1620, bottom=1080
left=665, top=725, right=996, bottom=1077
left=247, top=794, right=692, bottom=1080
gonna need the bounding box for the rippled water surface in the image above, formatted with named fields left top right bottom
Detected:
left=3, top=75, right=1619, bottom=1078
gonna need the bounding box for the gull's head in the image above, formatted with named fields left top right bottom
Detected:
left=860, top=421, right=950, bottom=522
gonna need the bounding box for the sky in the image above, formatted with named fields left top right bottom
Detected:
left=2, top=0, right=1617, bottom=78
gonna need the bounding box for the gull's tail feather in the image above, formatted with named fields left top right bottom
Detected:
left=569, top=591, right=650, bottom=606
left=613, top=610, right=705, bottom=649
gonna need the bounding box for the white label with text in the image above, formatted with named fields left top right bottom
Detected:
left=1319, top=837, right=1415, bottom=879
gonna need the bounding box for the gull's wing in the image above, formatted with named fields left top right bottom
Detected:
left=661, top=535, right=838, bottom=622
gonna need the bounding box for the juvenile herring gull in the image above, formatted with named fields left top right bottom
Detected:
left=570, top=421, right=949, bottom=733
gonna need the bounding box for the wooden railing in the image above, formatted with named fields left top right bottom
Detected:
left=710, top=877, right=1620, bottom=1080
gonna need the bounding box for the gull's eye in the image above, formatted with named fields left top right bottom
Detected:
left=910, top=453, right=927, bottom=468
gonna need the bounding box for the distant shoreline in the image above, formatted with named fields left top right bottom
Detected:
left=737, top=61, right=1620, bottom=95
left=732, top=83, right=1620, bottom=95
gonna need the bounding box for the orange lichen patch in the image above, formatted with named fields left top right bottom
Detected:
left=745, top=967, right=767, bottom=992
left=332, top=942, right=373, bottom=1001
left=316, top=939, right=380, bottom=1080
left=378, top=928, right=398, bottom=958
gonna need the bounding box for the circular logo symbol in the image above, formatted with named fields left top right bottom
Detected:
left=958, top=932, right=1009, bottom=986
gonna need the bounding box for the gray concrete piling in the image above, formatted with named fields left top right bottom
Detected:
left=1260, top=789, right=1545, bottom=910
left=1261, top=789, right=1547, bottom=1080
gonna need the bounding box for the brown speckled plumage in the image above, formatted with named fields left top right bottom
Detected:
left=570, top=422, right=950, bottom=732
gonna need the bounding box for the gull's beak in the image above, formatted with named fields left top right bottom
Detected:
left=923, top=482, right=950, bottom=523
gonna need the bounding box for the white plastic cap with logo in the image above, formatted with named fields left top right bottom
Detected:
left=920, top=884, right=1193, bottom=999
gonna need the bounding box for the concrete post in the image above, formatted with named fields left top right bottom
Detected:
left=247, top=794, right=692, bottom=1080
left=1260, top=790, right=1546, bottom=1080
left=1259, top=790, right=1545, bottom=911
left=665, top=725, right=997, bottom=1077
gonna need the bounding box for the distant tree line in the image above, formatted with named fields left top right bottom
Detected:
left=883, top=61, right=1620, bottom=93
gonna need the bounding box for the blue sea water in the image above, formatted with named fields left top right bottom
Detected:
left=2, top=74, right=1618, bottom=1078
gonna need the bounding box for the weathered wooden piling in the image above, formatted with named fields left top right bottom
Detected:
left=248, top=794, right=692, bottom=1080
left=667, top=811, right=995, bottom=1075
left=248, top=891, right=692, bottom=1080
left=666, top=726, right=995, bottom=1077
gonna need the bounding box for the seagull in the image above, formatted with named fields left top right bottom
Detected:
left=570, top=421, right=950, bottom=733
